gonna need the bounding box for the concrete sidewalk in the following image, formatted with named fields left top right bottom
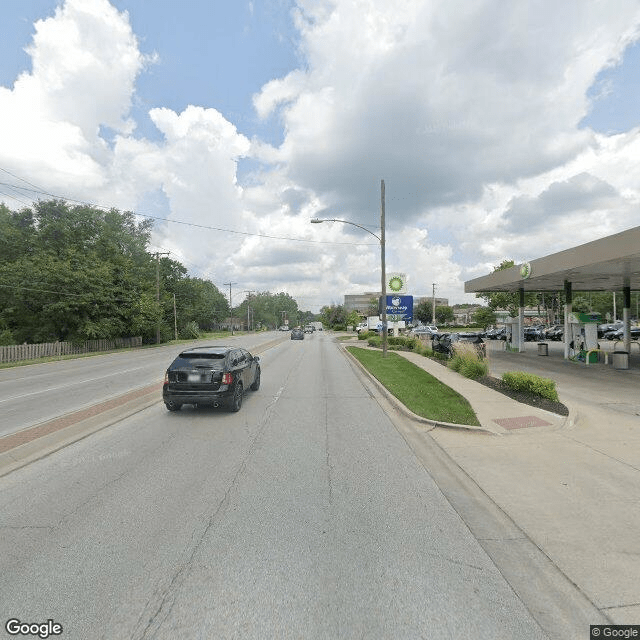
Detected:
left=346, top=338, right=640, bottom=627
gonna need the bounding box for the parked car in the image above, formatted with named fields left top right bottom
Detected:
left=485, top=327, right=508, bottom=340
left=523, top=326, right=545, bottom=341
left=607, top=326, right=640, bottom=341
left=598, top=322, right=622, bottom=339
left=163, top=346, right=260, bottom=412
left=544, top=325, right=564, bottom=341
left=291, top=328, right=304, bottom=340
left=410, top=325, right=438, bottom=337
left=304, top=325, right=314, bottom=333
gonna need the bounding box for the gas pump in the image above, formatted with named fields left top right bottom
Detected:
left=568, top=312, right=601, bottom=362
left=506, top=319, right=521, bottom=352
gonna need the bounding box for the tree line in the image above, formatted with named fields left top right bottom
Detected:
left=0, top=200, right=310, bottom=345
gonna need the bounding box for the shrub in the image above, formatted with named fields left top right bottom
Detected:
left=180, top=321, right=200, bottom=340
left=502, top=371, right=559, bottom=401
left=448, top=341, right=488, bottom=379
left=367, top=335, right=381, bottom=347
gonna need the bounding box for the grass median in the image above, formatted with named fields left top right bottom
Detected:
left=347, top=346, right=480, bottom=426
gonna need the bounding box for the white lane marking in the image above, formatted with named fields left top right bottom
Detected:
left=0, top=365, right=154, bottom=404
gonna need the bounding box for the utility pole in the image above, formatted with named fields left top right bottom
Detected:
left=224, top=282, right=237, bottom=335
left=432, top=283, right=437, bottom=325
left=244, top=290, right=255, bottom=332
left=173, top=293, right=178, bottom=341
left=154, top=252, right=170, bottom=344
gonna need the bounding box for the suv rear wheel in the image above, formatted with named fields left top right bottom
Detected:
left=229, top=381, right=243, bottom=412
left=250, top=369, right=261, bottom=391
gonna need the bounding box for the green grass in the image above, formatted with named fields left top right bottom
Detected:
left=347, top=347, right=479, bottom=426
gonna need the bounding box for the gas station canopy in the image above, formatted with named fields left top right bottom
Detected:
left=465, top=225, right=640, bottom=294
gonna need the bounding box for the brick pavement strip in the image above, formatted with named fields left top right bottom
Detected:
left=0, top=382, right=162, bottom=455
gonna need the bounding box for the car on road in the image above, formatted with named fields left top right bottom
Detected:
left=304, top=325, right=314, bottom=333
left=291, top=328, right=304, bottom=340
left=163, top=346, right=260, bottom=412
left=279, top=325, right=290, bottom=331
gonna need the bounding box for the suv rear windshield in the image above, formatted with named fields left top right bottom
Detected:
left=174, top=352, right=227, bottom=368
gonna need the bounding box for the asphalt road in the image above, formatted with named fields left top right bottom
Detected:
left=0, top=331, right=549, bottom=639
left=0, top=332, right=282, bottom=438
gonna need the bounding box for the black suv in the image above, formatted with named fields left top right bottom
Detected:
left=163, top=346, right=260, bottom=412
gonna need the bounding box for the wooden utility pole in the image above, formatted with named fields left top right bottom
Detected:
left=432, top=283, right=436, bottom=325
left=224, top=282, right=237, bottom=335
left=154, top=252, right=170, bottom=344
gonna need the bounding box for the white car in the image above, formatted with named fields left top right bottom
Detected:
left=411, top=325, right=438, bottom=336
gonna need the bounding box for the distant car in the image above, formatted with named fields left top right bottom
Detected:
left=523, top=326, right=544, bottom=341
left=410, top=325, right=438, bottom=337
left=544, top=325, right=564, bottom=341
left=291, top=328, right=304, bottom=340
left=304, top=325, right=314, bottom=333
left=163, top=346, right=260, bottom=412
left=598, top=322, right=622, bottom=339
left=607, top=326, right=640, bottom=341
left=279, top=325, right=290, bottom=331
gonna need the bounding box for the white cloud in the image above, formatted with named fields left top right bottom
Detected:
left=2, top=0, right=640, bottom=310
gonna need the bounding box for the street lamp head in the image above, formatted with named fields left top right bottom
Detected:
left=310, top=218, right=323, bottom=224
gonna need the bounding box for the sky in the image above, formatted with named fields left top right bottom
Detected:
left=1, top=0, right=640, bottom=312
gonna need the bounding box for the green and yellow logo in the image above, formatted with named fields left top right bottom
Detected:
left=520, top=262, right=532, bottom=279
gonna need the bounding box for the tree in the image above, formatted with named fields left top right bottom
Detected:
left=435, top=305, right=455, bottom=325
left=473, top=307, right=497, bottom=329
left=320, top=304, right=347, bottom=329
left=414, top=300, right=434, bottom=324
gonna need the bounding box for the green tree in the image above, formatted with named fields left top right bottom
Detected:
left=473, top=307, right=497, bottom=329
left=414, top=300, right=434, bottom=324
left=435, top=305, right=455, bottom=325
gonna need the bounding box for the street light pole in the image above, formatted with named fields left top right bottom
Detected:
left=380, top=179, right=387, bottom=357
left=310, top=180, right=388, bottom=357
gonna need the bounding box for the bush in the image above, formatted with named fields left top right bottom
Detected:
left=502, top=371, right=559, bottom=401
left=367, top=335, right=381, bottom=347
left=180, top=321, right=200, bottom=340
left=358, top=330, right=373, bottom=340
left=448, top=342, right=488, bottom=379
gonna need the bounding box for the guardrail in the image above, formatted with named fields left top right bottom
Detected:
left=0, top=337, right=143, bottom=364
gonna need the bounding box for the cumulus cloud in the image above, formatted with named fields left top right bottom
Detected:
left=3, top=0, right=640, bottom=309
left=0, top=0, right=148, bottom=191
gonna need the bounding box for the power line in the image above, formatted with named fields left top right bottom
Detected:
left=0, top=173, right=378, bottom=247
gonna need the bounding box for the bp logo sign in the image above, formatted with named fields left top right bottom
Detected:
left=387, top=273, right=406, bottom=293
left=520, top=262, right=532, bottom=279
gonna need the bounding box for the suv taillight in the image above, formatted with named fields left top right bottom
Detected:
left=222, top=373, right=233, bottom=385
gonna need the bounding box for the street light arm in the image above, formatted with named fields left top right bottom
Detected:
left=310, top=217, right=381, bottom=242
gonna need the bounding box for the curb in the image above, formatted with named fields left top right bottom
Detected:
left=341, top=344, right=501, bottom=435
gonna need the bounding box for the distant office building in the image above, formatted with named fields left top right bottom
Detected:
left=414, top=296, right=449, bottom=308
left=344, top=292, right=381, bottom=314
